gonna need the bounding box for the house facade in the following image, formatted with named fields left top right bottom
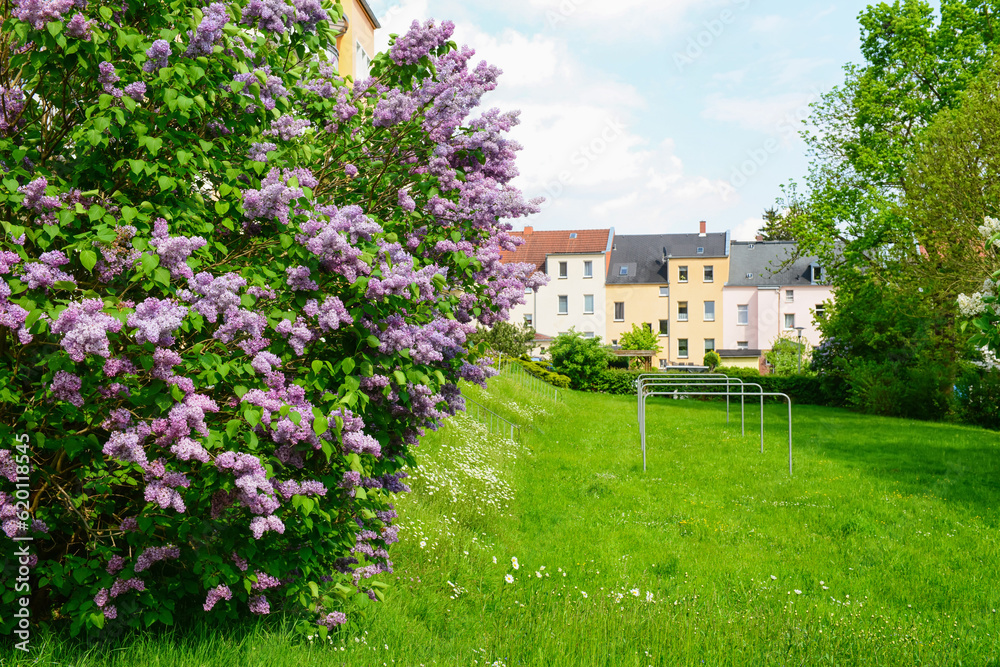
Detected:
left=335, top=0, right=380, bottom=80
left=721, top=240, right=834, bottom=370
left=605, top=222, right=730, bottom=367
left=503, top=227, right=614, bottom=343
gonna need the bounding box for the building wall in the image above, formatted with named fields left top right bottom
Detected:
left=665, top=255, right=730, bottom=365
left=722, top=284, right=834, bottom=351
left=337, top=1, right=377, bottom=80
left=510, top=253, right=607, bottom=341
left=605, top=284, right=670, bottom=364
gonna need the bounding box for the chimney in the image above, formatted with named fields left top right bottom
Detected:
left=755, top=234, right=764, bottom=242
left=699, top=220, right=707, bottom=237
left=523, top=226, right=533, bottom=234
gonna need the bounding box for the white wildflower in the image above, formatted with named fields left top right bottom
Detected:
left=511, top=557, right=519, bottom=570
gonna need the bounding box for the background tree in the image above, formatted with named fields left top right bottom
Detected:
left=618, top=323, right=660, bottom=370
left=548, top=330, right=610, bottom=390
left=467, top=321, right=535, bottom=359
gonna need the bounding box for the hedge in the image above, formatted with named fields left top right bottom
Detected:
left=512, top=359, right=572, bottom=389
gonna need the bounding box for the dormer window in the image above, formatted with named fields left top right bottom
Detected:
left=570, top=233, right=577, bottom=239
left=619, top=266, right=628, bottom=276
left=811, top=264, right=823, bottom=284
left=697, top=247, right=705, bottom=254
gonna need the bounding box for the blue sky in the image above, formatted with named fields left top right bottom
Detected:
left=367, top=0, right=875, bottom=240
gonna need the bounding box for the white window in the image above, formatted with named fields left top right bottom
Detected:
left=658, top=319, right=669, bottom=336
left=659, top=286, right=669, bottom=297
left=786, top=289, right=794, bottom=303
left=678, top=339, right=689, bottom=358
left=558, top=295, right=568, bottom=315
left=678, top=266, right=688, bottom=282
left=812, top=266, right=823, bottom=283
left=559, top=261, right=568, bottom=279
left=737, top=341, right=749, bottom=350
left=704, top=301, right=715, bottom=321
left=785, top=313, right=795, bottom=329
left=737, top=304, right=749, bottom=326
left=677, top=302, right=688, bottom=322
left=704, top=338, right=715, bottom=352
left=704, top=265, right=714, bottom=282
left=524, top=314, right=532, bottom=326
left=583, top=331, right=595, bottom=339
left=355, top=41, right=372, bottom=79
left=614, top=302, right=624, bottom=321
left=583, top=261, right=593, bottom=278
left=583, top=294, right=594, bottom=314
left=659, top=359, right=671, bottom=369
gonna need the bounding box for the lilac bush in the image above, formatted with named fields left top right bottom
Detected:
left=0, top=3, right=544, bottom=639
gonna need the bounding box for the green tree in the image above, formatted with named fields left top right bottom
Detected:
left=703, top=350, right=721, bottom=371
left=548, top=330, right=610, bottom=389
left=619, top=323, right=661, bottom=370
left=757, top=206, right=799, bottom=241
left=766, top=333, right=813, bottom=376
left=468, top=321, right=536, bottom=359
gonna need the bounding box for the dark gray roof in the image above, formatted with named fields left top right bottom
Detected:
left=606, top=233, right=728, bottom=285
left=726, top=241, right=825, bottom=287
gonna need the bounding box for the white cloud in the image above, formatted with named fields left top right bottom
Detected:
left=732, top=217, right=763, bottom=241
left=750, top=15, right=786, bottom=32
left=702, top=91, right=818, bottom=136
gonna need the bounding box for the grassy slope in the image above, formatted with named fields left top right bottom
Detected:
left=17, top=376, right=1000, bottom=666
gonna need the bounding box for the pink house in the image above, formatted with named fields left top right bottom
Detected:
left=721, top=241, right=834, bottom=372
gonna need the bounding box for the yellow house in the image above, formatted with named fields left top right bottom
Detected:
left=606, top=222, right=730, bottom=368
left=335, top=0, right=380, bottom=80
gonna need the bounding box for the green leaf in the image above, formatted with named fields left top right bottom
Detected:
left=141, top=253, right=159, bottom=274
left=308, top=581, right=320, bottom=598
left=393, top=370, right=406, bottom=385
left=46, top=21, right=62, bottom=36
left=177, top=150, right=193, bottom=165
left=153, top=267, right=171, bottom=286
left=80, top=250, right=97, bottom=272
left=367, top=335, right=381, bottom=348
left=312, top=415, right=328, bottom=436
left=341, top=358, right=356, bottom=374
left=311, top=360, right=324, bottom=374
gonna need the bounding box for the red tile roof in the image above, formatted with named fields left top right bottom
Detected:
left=501, top=228, right=612, bottom=271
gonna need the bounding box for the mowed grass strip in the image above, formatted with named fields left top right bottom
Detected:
left=19, top=376, right=1000, bottom=666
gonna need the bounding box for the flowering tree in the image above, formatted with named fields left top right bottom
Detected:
left=0, top=0, right=543, bottom=638
left=958, top=217, right=1000, bottom=359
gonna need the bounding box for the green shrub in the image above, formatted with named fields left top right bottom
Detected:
left=513, top=359, right=571, bottom=389
left=548, top=331, right=610, bottom=389
left=845, top=359, right=951, bottom=420
left=955, top=366, right=1000, bottom=429
left=703, top=351, right=722, bottom=370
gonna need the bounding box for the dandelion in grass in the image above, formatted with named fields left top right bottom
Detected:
left=505, top=574, right=514, bottom=584
left=511, top=556, right=519, bottom=570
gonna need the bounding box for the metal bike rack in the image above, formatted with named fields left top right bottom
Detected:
left=638, top=385, right=793, bottom=476
left=637, top=374, right=749, bottom=433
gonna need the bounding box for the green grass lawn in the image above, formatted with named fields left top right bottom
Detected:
left=16, top=375, right=1000, bottom=666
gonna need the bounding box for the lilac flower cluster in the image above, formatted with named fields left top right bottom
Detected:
left=318, top=611, right=346, bottom=630
left=186, top=3, right=228, bottom=57
left=332, top=408, right=381, bottom=457
left=0, top=282, right=26, bottom=343
left=103, top=424, right=151, bottom=469
left=49, top=370, right=84, bottom=407
left=215, top=451, right=279, bottom=518
left=264, top=114, right=312, bottom=141
left=123, top=81, right=147, bottom=101
left=179, top=271, right=244, bottom=321
left=0, top=251, right=20, bottom=275
left=296, top=205, right=380, bottom=281
left=22, top=251, right=76, bottom=290
left=93, top=225, right=141, bottom=282
left=372, top=89, right=418, bottom=127
left=98, top=62, right=120, bottom=95
left=149, top=219, right=207, bottom=279
left=248, top=142, right=278, bottom=163
left=242, top=168, right=317, bottom=225
left=65, top=12, right=94, bottom=39
left=249, top=595, right=270, bottom=614
left=203, top=584, right=232, bottom=611
left=18, top=177, right=61, bottom=215
left=241, top=0, right=328, bottom=34
left=366, top=243, right=443, bottom=303
left=0, top=87, right=26, bottom=136
left=303, top=296, right=351, bottom=332
left=232, top=67, right=288, bottom=112
left=134, top=545, right=180, bottom=572
left=249, top=515, right=284, bottom=540
left=285, top=265, right=318, bottom=291
left=143, top=459, right=190, bottom=512
left=274, top=316, right=313, bottom=355
left=150, top=392, right=219, bottom=446
left=50, top=299, right=123, bottom=361
left=389, top=19, right=455, bottom=65
left=142, top=40, right=171, bottom=73
left=12, top=0, right=74, bottom=29
left=127, top=298, right=188, bottom=346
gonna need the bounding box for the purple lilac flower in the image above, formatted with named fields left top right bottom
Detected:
left=12, top=0, right=74, bottom=28
left=373, top=88, right=418, bottom=127
left=103, top=605, right=118, bottom=619
left=248, top=142, right=277, bottom=162
left=390, top=19, right=455, bottom=65
left=127, top=297, right=188, bottom=346
left=186, top=3, right=228, bottom=57
left=22, top=259, right=75, bottom=290
left=232, top=67, right=287, bottom=111
left=249, top=515, right=284, bottom=540
left=110, top=577, right=145, bottom=598
left=263, top=114, right=311, bottom=141
left=171, top=437, right=209, bottom=463
left=344, top=163, right=358, bottom=178
left=274, top=317, right=313, bottom=355
left=65, top=12, right=94, bottom=38
left=142, top=40, right=171, bottom=73
left=49, top=370, right=84, bottom=407
left=305, top=296, right=351, bottom=331
left=250, top=351, right=281, bottom=374
left=398, top=189, right=416, bottom=212
left=295, top=205, right=379, bottom=281
left=144, top=465, right=190, bottom=513
left=240, top=0, right=293, bottom=33
left=119, top=517, right=138, bottom=531
left=203, top=584, right=232, bottom=611
left=231, top=552, right=248, bottom=571
left=0, top=451, right=17, bottom=483
left=151, top=393, right=219, bottom=446
left=215, top=451, right=280, bottom=517
left=107, top=556, right=126, bottom=575
left=104, top=357, right=137, bottom=377
left=123, top=81, right=146, bottom=101
left=98, top=62, right=121, bottom=95
left=247, top=285, right=276, bottom=300
left=0, top=251, right=21, bottom=275
left=18, top=177, right=61, bottom=213
left=0, top=87, right=26, bottom=136
left=251, top=571, right=282, bottom=591
left=50, top=298, right=123, bottom=361
left=318, top=611, right=346, bottom=630
left=248, top=595, right=270, bottom=615
left=94, top=588, right=110, bottom=608
left=241, top=168, right=317, bottom=225
left=289, top=0, right=327, bottom=31
left=179, top=272, right=245, bottom=322
left=150, top=232, right=207, bottom=280
left=285, top=265, right=318, bottom=291
left=134, top=545, right=180, bottom=572
left=103, top=424, right=151, bottom=469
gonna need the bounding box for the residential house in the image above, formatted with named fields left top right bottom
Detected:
left=333, top=1, right=380, bottom=79
left=721, top=240, right=833, bottom=371
left=502, top=227, right=615, bottom=345
left=606, top=222, right=730, bottom=367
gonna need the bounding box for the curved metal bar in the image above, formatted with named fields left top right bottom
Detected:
left=638, top=375, right=750, bottom=437
left=637, top=373, right=734, bottom=424
left=640, top=389, right=792, bottom=475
